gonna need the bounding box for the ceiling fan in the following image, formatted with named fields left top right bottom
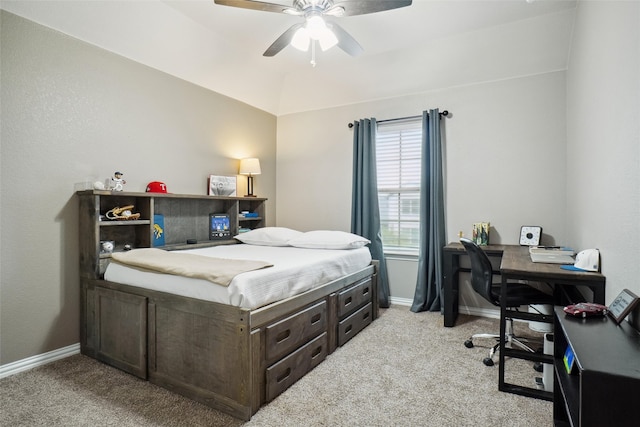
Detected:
left=213, top=0, right=412, bottom=63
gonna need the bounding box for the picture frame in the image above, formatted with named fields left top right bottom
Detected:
left=607, top=288, right=639, bottom=324
left=472, top=222, right=490, bottom=246
left=208, top=175, right=237, bottom=196
left=209, top=213, right=231, bottom=240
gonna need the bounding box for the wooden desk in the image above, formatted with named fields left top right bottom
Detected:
left=498, top=245, right=606, bottom=401
left=442, top=243, right=606, bottom=325
left=442, top=243, right=512, bottom=327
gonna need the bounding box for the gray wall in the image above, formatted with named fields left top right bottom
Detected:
left=565, top=1, right=640, bottom=317
left=0, top=11, right=277, bottom=364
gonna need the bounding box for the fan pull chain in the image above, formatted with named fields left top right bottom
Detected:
left=310, top=40, right=317, bottom=67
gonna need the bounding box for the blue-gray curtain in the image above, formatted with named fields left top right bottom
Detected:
left=411, top=109, right=446, bottom=313
left=351, top=118, right=390, bottom=308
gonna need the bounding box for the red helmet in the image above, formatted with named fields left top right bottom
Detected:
left=146, top=181, right=168, bottom=193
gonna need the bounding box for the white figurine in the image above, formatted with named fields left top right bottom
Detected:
left=111, top=171, right=126, bottom=191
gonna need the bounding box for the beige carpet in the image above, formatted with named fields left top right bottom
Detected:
left=1, top=306, right=552, bottom=426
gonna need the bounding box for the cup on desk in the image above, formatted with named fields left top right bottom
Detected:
left=472, top=222, right=490, bottom=246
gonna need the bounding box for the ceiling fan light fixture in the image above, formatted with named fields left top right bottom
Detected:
left=306, top=15, right=327, bottom=40
left=291, top=27, right=311, bottom=51
left=318, top=28, right=338, bottom=51
left=215, top=0, right=413, bottom=60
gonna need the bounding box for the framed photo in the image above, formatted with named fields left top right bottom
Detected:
left=607, top=288, right=639, bottom=324
left=208, top=175, right=237, bottom=196
left=209, top=213, right=231, bottom=240
left=472, top=222, right=490, bottom=246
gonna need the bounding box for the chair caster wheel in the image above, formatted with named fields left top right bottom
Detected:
left=464, top=340, right=474, bottom=348
left=483, top=357, right=495, bottom=366
left=533, top=362, right=543, bottom=372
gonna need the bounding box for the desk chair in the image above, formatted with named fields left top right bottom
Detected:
left=460, top=238, right=553, bottom=366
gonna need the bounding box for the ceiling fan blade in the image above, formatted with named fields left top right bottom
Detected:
left=213, top=0, right=291, bottom=14
left=333, top=0, right=412, bottom=16
left=263, top=23, right=305, bottom=57
left=327, top=22, right=363, bottom=57
left=324, top=5, right=346, bottom=17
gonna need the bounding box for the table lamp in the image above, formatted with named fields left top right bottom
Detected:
left=239, top=158, right=261, bottom=197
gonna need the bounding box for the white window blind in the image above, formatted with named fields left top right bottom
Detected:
left=376, top=118, right=422, bottom=251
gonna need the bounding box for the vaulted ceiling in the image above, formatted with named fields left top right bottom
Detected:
left=1, top=0, right=577, bottom=115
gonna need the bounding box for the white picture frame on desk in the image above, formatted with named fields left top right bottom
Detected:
left=608, top=288, right=639, bottom=324
left=208, top=175, right=237, bottom=196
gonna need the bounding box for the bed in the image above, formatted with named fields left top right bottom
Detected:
left=80, top=229, right=378, bottom=420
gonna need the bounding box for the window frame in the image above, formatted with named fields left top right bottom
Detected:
left=375, top=118, right=422, bottom=255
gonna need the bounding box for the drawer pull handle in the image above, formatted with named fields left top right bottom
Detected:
left=311, top=313, right=321, bottom=325
left=277, top=368, right=291, bottom=383
left=311, top=346, right=323, bottom=359
left=345, top=324, right=353, bottom=335
left=276, top=329, right=291, bottom=344
left=362, top=287, right=369, bottom=296
left=344, top=297, right=352, bottom=307
left=363, top=311, right=370, bottom=320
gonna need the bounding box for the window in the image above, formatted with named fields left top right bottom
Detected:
left=376, top=118, right=422, bottom=252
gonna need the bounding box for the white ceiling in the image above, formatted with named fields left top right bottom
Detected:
left=1, top=0, right=577, bottom=115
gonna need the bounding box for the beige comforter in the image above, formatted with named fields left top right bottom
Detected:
left=110, top=248, right=272, bottom=286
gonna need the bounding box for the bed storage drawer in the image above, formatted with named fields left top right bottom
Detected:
left=265, top=332, right=328, bottom=402
left=264, top=300, right=327, bottom=362
left=337, top=302, right=373, bottom=347
left=337, top=278, right=372, bottom=318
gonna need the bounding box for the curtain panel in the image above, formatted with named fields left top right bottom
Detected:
left=351, top=118, right=390, bottom=308
left=411, top=109, right=446, bottom=313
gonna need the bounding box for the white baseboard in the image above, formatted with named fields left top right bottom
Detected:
left=0, top=343, right=80, bottom=379
left=459, top=305, right=500, bottom=319
left=389, top=298, right=503, bottom=321
left=389, top=296, right=413, bottom=307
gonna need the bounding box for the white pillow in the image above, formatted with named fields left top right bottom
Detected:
left=288, top=230, right=371, bottom=250
left=234, top=227, right=303, bottom=246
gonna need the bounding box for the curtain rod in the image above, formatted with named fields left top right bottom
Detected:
left=347, top=110, right=449, bottom=128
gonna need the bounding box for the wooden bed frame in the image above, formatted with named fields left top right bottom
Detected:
left=80, top=262, right=378, bottom=420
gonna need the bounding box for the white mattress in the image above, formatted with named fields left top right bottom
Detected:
left=104, top=244, right=372, bottom=309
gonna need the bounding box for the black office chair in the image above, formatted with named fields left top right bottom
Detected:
left=460, top=238, right=553, bottom=366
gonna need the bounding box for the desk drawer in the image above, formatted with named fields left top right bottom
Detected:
left=265, top=332, right=328, bottom=401
left=264, top=300, right=327, bottom=362
left=337, top=302, right=373, bottom=347
left=337, top=278, right=372, bottom=318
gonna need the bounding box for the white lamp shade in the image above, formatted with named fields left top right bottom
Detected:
left=306, top=15, right=327, bottom=40
left=239, top=158, right=261, bottom=175
left=318, top=28, right=338, bottom=51
left=291, top=27, right=311, bottom=51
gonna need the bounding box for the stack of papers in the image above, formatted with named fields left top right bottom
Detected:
left=529, top=246, right=575, bottom=264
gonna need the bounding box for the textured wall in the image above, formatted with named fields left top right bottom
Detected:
left=0, top=11, right=276, bottom=364
left=565, top=1, right=640, bottom=305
